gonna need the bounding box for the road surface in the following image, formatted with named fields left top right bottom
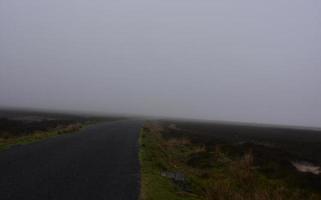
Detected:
left=0, top=120, right=143, bottom=200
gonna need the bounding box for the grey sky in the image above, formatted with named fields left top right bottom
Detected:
left=1, top=0, right=321, bottom=127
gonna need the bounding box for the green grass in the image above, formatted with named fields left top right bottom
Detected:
left=139, top=122, right=321, bottom=200
left=139, top=126, right=200, bottom=200
left=0, top=123, right=84, bottom=151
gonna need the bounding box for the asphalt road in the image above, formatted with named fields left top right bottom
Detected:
left=0, top=120, right=143, bottom=200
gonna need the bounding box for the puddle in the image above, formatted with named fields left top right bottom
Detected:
left=292, top=161, right=321, bottom=175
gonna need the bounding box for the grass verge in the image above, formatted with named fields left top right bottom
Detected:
left=139, top=121, right=321, bottom=200
left=0, top=123, right=84, bottom=151
left=139, top=122, right=200, bottom=200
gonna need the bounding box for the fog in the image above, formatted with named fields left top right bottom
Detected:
left=1, top=0, right=321, bottom=127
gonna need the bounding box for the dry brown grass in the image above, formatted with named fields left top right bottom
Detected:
left=193, top=145, right=207, bottom=154
left=144, top=122, right=164, bottom=134
left=166, top=138, right=191, bottom=147
left=140, top=122, right=321, bottom=200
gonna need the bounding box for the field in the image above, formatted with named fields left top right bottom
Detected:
left=0, top=109, right=123, bottom=151
left=140, top=120, right=321, bottom=200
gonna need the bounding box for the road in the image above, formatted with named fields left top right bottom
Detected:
left=0, top=120, right=143, bottom=200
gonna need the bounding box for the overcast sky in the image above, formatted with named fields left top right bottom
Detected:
left=1, top=0, right=321, bottom=127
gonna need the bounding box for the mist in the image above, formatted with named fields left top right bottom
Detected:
left=1, top=0, right=321, bottom=127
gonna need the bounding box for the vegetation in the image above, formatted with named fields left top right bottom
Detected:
left=139, top=121, right=321, bottom=200
left=0, top=121, right=84, bottom=151
left=0, top=109, right=125, bottom=151
left=0, top=114, right=114, bottom=138
left=0, top=118, right=82, bottom=137
left=140, top=123, right=199, bottom=200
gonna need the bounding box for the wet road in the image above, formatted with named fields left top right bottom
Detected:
left=0, top=120, right=143, bottom=200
